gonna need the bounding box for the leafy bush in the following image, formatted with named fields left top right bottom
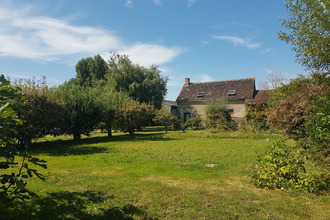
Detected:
left=245, top=104, right=269, bottom=131
left=184, top=117, right=203, bottom=130
left=204, top=99, right=237, bottom=131
left=153, top=108, right=179, bottom=133
left=253, top=140, right=329, bottom=193
left=114, top=102, right=155, bottom=135
left=253, top=140, right=306, bottom=190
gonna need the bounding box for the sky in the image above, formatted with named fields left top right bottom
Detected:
left=0, top=0, right=307, bottom=101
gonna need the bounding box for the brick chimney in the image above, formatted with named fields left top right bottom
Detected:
left=185, top=78, right=190, bottom=86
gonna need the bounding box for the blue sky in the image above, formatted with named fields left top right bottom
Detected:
left=0, top=0, right=306, bottom=100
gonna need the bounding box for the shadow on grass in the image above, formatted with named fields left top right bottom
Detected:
left=0, top=191, right=152, bottom=220
left=31, top=132, right=175, bottom=156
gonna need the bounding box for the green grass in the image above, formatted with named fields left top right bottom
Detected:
left=1, top=128, right=329, bottom=219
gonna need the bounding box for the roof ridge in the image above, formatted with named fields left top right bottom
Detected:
left=191, top=77, right=255, bottom=85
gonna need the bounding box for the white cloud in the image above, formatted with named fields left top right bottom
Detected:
left=153, top=0, right=162, bottom=6
left=125, top=0, right=134, bottom=8
left=187, top=0, right=196, bottom=8
left=0, top=3, right=181, bottom=66
left=199, top=74, right=213, bottom=82
left=261, top=48, right=273, bottom=54
left=119, top=44, right=181, bottom=66
left=213, top=35, right=261, bottom=49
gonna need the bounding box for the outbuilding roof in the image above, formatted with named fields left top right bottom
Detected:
left=245, top=89, right=272, bottom=104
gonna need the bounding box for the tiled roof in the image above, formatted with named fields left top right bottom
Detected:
left=245, top=90, right=272, bottom=104
left=176, top=78, right=256, bottom=102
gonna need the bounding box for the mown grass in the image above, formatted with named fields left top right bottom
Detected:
left=1, top=127, right=329, bottom=219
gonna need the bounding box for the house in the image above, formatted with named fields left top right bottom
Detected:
left=175, top=77, right=271, bottom=126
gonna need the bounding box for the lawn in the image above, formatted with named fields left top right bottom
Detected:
left=1, top=127, right=329, bottom=219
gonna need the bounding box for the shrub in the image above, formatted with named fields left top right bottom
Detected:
left=253, top=140, right=306, bottom=190
left=253, top=140, right=329, bottom=193
left=153, top=108, right=179, bottom=133
left=245, top=104, right=269, bottom=131
left=114, top=102, right=155, bottom=135
left=184, top=117, right=203, bottom=130
left=204, top=99, right=237, bottom=131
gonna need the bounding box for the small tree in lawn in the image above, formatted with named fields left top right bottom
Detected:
left=153, top=108, right=178, bottom=133
left=13, top=77, right=64, bottom=150
left=57, top=79, right=103, bottom=140
left=115, top=102, right=155, bottom=135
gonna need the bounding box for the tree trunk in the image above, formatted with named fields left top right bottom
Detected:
left=128, top=130, right=135, bottom=136
left=73, top=133, right=81, bottom=141
left=165, top=125, right=168, bottom=133
left=107, top=129, right=112, bottom=137
left=24, top=139, right=32, bottom=151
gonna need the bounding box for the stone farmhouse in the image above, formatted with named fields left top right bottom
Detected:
left=172, top=77, right=271, bottom=126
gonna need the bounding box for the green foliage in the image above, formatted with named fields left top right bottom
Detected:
left=204, top=99, right=237, bottom=131
left=267, top=75, right=327, bottom=139
left=75, top=54, right=109, bottom=86
left=245, top=104, right=269, bottom=131
left=253, top=140, right=329, bottom=193
left=253, top=140, right=306, bottom=191
left=57, top=80, right=103, bottom=140
left=279, top=0, right=330, bottom=71
left=0, top=75, right=46, bottom=201
left=114, top=102, right=155, bottom=135
left=0, top=75, right=23, bottom=145
left=107, top=52, right=167, bottom=109
left=183, top=117, right=203, bottom=130
left=305, top=93, right=330, bottom=168
left=0, top=148, right=47, bottom=201
left=13, top=77, right=64, bottom=149
left=153, top=108, right=179, bottom=133
left=97, top=86, right=131, bottom=137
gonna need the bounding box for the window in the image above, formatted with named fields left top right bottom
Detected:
left=197, top=92, right=204, bottom=97
left=228, top=90, right=236, bottom=95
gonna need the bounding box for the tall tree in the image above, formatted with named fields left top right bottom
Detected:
left=279, top=0, right=330, bottom=71
left=107, top=52, right=168, bottom=109
left=75, top=54, right=109, bottom=86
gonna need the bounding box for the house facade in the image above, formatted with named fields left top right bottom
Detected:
left=175, top=77, right=271, bottom=126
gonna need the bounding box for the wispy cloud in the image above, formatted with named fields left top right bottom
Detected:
left=213, top=35, right=261, bottom=49
left=0, top=2, right=181, bottom=66
left=187, top=0, right=196, bottom=8
left=152, top=0, right=162, bottom=6
left=125, top=0, right=134, bottom=8
left=261, top=48, right=273, bottom=54
left=199, top=74, right=213, bottom=82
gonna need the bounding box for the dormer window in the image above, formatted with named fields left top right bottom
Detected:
left=197, top=92, right=204, bottom=97
left=228, top=90, right=236, bottom=95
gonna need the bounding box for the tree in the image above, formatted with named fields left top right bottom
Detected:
left=153, top=108, right=179, bottom=133
left=245, top=104, right=269, bottom=131
left=75, top=54, right=109, bottom=86
left=13, top=77, right=64, bottom=149
left=57, top=80, right=103, bottom=140
left=258, top=71, right=287, bottom=90
left=279, top=0, right=330, bottom=71
left=114, top=102, right=155, bottom=135
left=107, top=52, right=168, bottom=109
left=96, top=85, right=131, bottom=137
